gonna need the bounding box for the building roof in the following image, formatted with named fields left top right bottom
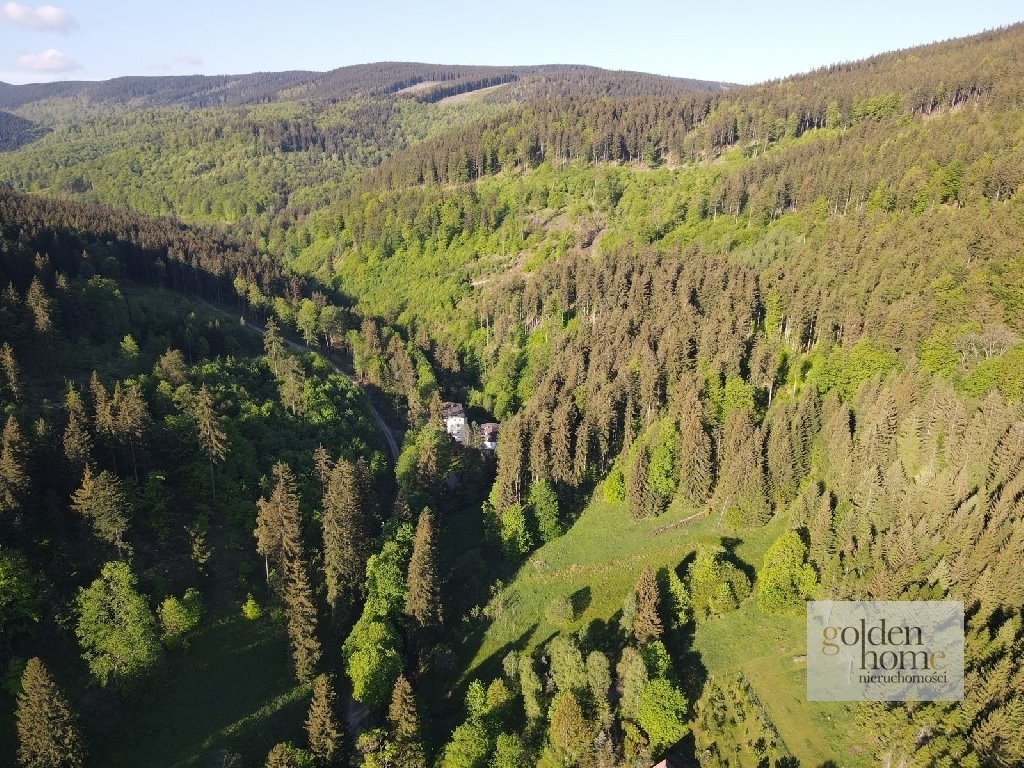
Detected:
left=441, top=401, right=465, bottom=419
left=481, top=422, right=499, bottom=437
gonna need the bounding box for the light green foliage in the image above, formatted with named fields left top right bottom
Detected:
left=498, top=503, right=533, bottom=560
left=687, top=544, right=751, bottom=621
left=662, top=568, right=691, bottom=628
left=440, top=718, right=490, bottom=768
left=545, top=595, right=574, bottom=626
left=491, top=733, right=525, bottom=768
left=528, top=479, right=562, bottom=543
left=76, top=561, right=162, bottom=686
left=616, top=646, right=649, bottom=722
left=722, top=375, right=756, bottom=417
left=637, top=678, right=689, bottom=753
left=817, top=339, right=899, bottom=401
left=547, top=635, right=587, bottom=694
left=640, top=641, right=672, bottom=679
left=158, top=587, right=204, bottom=647
left=519, top=653, right=544, bottom=722
left=241, top=593, right=262, bottom=621
left=646, top=423, right=678, bottom=501
left=265, top=741, right=316, bottom=768
left=917, top=326, right=959, bottom=376
left=343, top=620, right=403, bottom=711
left=757, top=531, right=818, bottom=613
left=120, top=334, right=139, bottom=360
left=602, top=467, right=625, bottom=502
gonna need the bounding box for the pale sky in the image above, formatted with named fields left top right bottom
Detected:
left=0, top=1, right=1021, bottom=86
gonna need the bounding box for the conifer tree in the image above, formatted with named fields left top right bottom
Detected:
left=627, top=445, right=658, bottom=519
left=114, top=382, right=150, bottom=484
left=322, top=458, right=371, bottom=615
left=283, top=555, right=321, bottom=682
left=255, top=462, right=301, bottom=585
left=312, top=445, right=332, bottom=492
left=389, top=675, right=426, bottom=768
left=766, top=411, right=797, bottom=507
left=62, top=388, right=93, bottom=474
left=25, top=277, right=52, bottom=336
left=0, top=341, right=20, bottom=401
left=632, top=566, right=663, bottom=644
left=90, top=372, right=117, bottom=472
left=71, top=467, right=130, bottom=556
left=0, top=414, right=28, bottom=516
left=306, top=674, right=342, bottom=766
left=194, top=385, right=228, bottom=503
left=405, top=508, right=442, bottom=632
left=264, top=317, right=286, bottom=376
left=16, top=658, right=86, bottom=768
left=255, top=463, right=320, bottom=680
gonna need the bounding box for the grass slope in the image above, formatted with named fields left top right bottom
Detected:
left=470, top=494, right=868, bottom=767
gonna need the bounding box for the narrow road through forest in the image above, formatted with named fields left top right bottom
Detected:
left=196, top=298, right=400, bottom=461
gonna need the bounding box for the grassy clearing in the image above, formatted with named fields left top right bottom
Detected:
left=469, top=492, right=868, bottom=767
left=87, top=609, right=309, bottom=768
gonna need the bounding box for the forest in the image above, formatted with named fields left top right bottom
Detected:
left=1, top=21, right=1023, bottom=768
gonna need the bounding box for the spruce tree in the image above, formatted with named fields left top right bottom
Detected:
left=194, top=385, right=228, bottom=503
left=0, top=414, right=28, bottom=515
left=90, top=372, right=116, bottom=471
left=70, top=467, right=130, bottom=556
left=632, top=566, right=663, bottom=644
left=306, top=674, right=342, bottom=766
left=0, top=341, right=20, bottom=401
left=114, top=383, right=150, bottom=484
left=405, top=508, right=442, bottom=632
left=62, top=388, right=93, bottom=474
left=256, top=463, right=320, bottom=680
left=283, top=555, right=321, bottom=683
left=322, top=458, right=371, bottom=615
left=389, top=675, right=426, bottom=768
left=627, top=445, right=658, bottom=519
left=16, top=658, right=86, bottom=768
left=255, top=462, right=301, bottom=585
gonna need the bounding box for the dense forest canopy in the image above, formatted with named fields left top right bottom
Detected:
left=1, top=21, right=1023, bottom=768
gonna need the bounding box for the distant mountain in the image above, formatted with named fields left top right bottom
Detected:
left=0, top=63, right=731, bottom=111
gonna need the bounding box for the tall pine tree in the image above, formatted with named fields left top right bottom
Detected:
left=16, top=658, right=86, bottom=768
left=306, top=673, right=342, bottom=766
left=405, top=508, right=442, bottom=632
left=389, top=675, right=426, bottom=768
left=322, top=457, right=371, bottom=616
left=193, top=385, right=228, bottom=503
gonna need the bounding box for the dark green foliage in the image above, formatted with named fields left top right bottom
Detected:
left=306, top=674, right=342, bottom=767
left=16, top=658, right=86, bottom=768
left=322, top=457, right=372, bottom=614
left=405, top=508, right=442, bottom=631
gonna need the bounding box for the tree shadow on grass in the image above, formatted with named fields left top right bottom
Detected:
left=88, top=612, right=308, bottom=768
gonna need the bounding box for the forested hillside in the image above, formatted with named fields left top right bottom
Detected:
left=2, top=22, right=1024, bottom=768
